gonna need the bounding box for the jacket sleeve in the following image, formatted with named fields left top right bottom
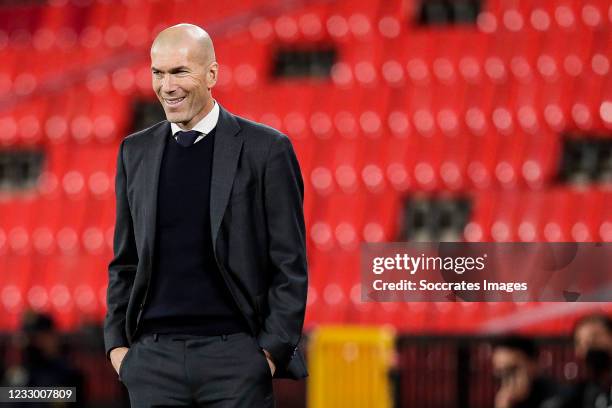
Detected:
left=257, top=134, right=308, bottom=370
left=104, top=139, right=138, bottom=359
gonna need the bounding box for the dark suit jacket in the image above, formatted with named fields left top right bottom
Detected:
left=104, top=105, right=308, bottom=379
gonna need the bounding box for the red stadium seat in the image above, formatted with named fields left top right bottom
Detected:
left=0, top=0, right=611, bottom=336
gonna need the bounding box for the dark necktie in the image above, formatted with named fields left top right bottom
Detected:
left=175, top=130, right=200, bottom=147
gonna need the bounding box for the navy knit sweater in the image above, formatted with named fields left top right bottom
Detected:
left=141, top=128, right=248, bottom=335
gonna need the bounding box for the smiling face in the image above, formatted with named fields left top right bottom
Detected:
left=150, top=25, right=218, bottom=129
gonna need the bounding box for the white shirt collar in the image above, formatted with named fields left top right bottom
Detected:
left=170, top=101, right=219, bottom=136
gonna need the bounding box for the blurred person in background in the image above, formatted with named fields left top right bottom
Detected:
left=2, top=311, right=85, bottom=407
left=492, top=335, right=564, bottom=408
left=104, top=23, right=307, bottom=407
left=559, top=314, right=612, bottom=408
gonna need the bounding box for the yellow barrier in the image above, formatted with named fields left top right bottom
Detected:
left=308, top=326, right=396, bottom=408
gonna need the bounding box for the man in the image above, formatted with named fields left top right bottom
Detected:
left=104, top=23, right=308, bottom=407
left=491, top=335, right=564, bottom=408
left=559, top=314, right=612, bottom=408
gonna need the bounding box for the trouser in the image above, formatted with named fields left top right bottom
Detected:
left=118, top=332, right=274, bottom=408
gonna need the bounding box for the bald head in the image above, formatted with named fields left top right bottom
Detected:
left=150, top=24, right=219, bottom=130
left=152, top=23, right=216, bottom=65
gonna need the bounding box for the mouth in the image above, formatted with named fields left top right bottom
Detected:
left=163, top=97, right=185, bottom=107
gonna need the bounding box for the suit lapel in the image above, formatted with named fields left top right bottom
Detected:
left=142, top=107, right=242, bottom=264
left=143, top=121, right=170, bottom=272
left=210, top=105, right=243, bottom=249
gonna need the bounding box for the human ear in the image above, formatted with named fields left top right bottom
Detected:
left=207, top=62, right=218, bottom=88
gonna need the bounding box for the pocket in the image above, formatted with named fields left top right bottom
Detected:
left=258, top=349, right=273, bottom=379
left=118, top=345, right=135, bottom=382
left=251, top=337, right=273, bottom=379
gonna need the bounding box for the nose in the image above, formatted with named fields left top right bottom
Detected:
left=160, top=74, right=177, bottom=94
